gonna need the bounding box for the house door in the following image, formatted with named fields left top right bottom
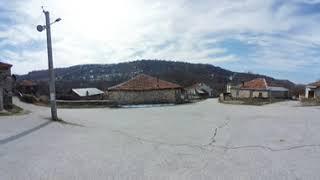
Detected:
left=308, top=90, right=315, bottom=98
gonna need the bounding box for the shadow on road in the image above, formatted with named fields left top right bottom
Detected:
left=0, top=121, right=52, bottom=146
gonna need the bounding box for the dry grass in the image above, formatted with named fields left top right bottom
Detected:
left=300, top=97, right=320, bottom=106
left=0, top=104, right=26, bottom=116
left=220, top=98, right=286, bottom=106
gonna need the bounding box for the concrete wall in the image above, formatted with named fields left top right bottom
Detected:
left=108, top=89, right=182, bottom=105
left=270, top=91, right=289, bottom=98
left=305, top=87, right=313, bottom=98
left=316, top=88, right=320, bottom=98
left=305, top=87, right=320, bottom=98
left=239, top=90, right=251, bottom=98
left=0, top=68, right=13, bottom=110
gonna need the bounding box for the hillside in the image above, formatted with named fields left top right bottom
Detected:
left=17, top=60, right=296, bottom=96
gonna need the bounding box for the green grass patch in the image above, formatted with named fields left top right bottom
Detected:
left=0, top=104, right=26, bottom=116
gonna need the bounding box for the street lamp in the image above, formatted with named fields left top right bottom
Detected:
left=37, top=8, right=61, bottom=121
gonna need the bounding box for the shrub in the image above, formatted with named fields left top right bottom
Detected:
left=300, top=97, right=320, bottom=106
left=20, top=94, right=39, bottom=104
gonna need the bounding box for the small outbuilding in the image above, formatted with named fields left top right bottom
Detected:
left=185, top=83, right=213, bottom=99
left=69, top=88, right=104, bottom=100
left=305, top=81, right=320, bottom=99
left=230, top=78, right=289, bottom=99
left=0, top=62, right=13, bottom=110
left=17, top=80, right=38, bottom=95
left=108, top=74, right=183, bottom=105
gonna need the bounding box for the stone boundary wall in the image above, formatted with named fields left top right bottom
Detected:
left=0, top=68, right=13, bottom=110
left=108, top=89, right=181, bottom=105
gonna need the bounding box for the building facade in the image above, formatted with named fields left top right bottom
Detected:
left=0, top=62, right=13, bottom=110
left=68, top=88, right=105, bottom=100
left=305, top=81, right=320, bottom=99
left=108, top=74, right=183, bottom=105
left=185, top=83, right=213, bottom=99
left=230, top=78, right=289, bottom=99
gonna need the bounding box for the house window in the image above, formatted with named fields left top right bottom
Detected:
left=259, top=92, right=263, bottom=98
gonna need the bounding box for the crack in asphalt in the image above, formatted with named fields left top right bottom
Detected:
left=111, top=130, right=209, bottom=151
left=209, top=116, right=231, bottom=145
left=218, top=116, right=232, bottom=129
left=111, top=127, right=320, bottom=153
left=209, top=144, right=320, bottom=152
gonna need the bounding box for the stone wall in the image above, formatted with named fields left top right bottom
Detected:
left=231, top=89, right=289, bottom=99
left=0, top=88, right=3, bottom=110
left=0, top=68, right=13, bottom=110
left=108, top=89, right=182, bottom=105
left=231, top=89, right=269, bottom=98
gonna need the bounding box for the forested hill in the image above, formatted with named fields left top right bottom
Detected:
left=17, top=60, right=296, bottom=95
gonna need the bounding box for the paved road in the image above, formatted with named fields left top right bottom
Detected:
left=1, top=98, right=320, bottom=179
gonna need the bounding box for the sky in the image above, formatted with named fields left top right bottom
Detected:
left=0, top=0, right=320, bottom=83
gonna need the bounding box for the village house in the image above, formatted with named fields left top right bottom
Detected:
left=230, top=78, right=289, bottom=99
left=69, top=88, right=105, bottom=100
left=305, top=81, right=320, bottom=99
left=17, top=80, right=38, bottom=95
left=108, top=74, right=183, bottom=105
left=0, top=62, right=13, bottom=110
left=185, top=82, right=213, bottom=99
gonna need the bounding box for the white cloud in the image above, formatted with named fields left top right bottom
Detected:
left=0, top=0, right=319, bottom=82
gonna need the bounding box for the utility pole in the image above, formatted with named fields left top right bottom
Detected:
left=44, top=10, right=58, bottom=121
left=37, top=8, right=61, bottom=121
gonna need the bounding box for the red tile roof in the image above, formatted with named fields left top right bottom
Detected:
left=108, top=74, right=182, bottom=91
left=239, top=78, right=268, bottom=90
left=0, top=62, right=12, bottom=70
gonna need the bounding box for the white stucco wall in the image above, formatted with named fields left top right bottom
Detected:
left=315, top=88, right=320, bottom=98
left=305, top=87, right=320, bottom=98
left=305, top=87, right=312, bottom=98
left=252, top=91, right=269, bottom=98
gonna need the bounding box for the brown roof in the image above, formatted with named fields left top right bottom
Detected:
left=20, top=80, right=37, bottom=87
left=108, top=74, right=182, bottom=91
left=239, top=78, right=268, bottom=90
left=309, top=81, right=320, bottom=87
left=0, top=62, right=12, bottom=70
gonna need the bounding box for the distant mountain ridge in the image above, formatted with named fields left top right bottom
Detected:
left=17, top=60, right=296, bottom=96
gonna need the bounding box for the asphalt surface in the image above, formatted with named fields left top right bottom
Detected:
left=1, top=98, right=320, bottom=180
